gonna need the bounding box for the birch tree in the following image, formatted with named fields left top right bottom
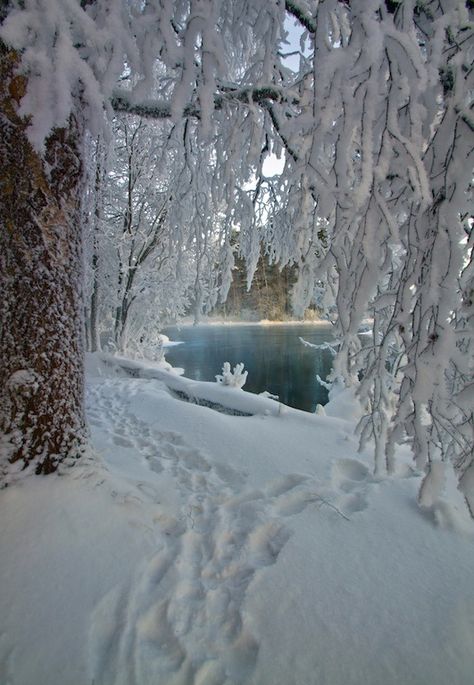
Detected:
left=84, top=116, right=194, bottom=353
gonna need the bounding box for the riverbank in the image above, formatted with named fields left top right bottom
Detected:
left=1, top=354, right=473, bottom=685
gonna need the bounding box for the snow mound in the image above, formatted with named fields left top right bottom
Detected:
left=324, top=380, right=365, bottom=422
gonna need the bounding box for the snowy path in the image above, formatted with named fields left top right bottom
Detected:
left=86, top=378, right=360, bottom=685
left=1, top=370, right=473, bottom=685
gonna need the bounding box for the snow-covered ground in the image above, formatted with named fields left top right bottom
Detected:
left=1, top=354, right=473, bottom=685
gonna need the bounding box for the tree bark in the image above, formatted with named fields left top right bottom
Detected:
left=0, top=47, right=86, bottom=476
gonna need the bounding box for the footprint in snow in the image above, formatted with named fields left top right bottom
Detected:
left=88, top=466, right=298, bottom=685
left=88, top=381, right=359, bottom=684
left=338, top=491, right=368, bottom=515
left=331, top=458, right=372, bottom=516
left=332, top=458, right=370, bottom=487
left=145, top=453, right=164, bottom=474
left=264, top=473, right=308, bottom=498
left=112, top=434, right=135, bottom=448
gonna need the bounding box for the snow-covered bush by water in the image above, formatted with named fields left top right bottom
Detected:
left=216, top=362, right=248, bottom=389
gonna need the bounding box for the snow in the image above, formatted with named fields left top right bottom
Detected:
left=1, top=353, right=473, bottom=685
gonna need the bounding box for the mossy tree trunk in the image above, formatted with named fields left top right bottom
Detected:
left=0, top=46, right=86, bottom=476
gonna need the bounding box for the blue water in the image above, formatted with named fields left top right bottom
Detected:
left=163, top=324, right=335, bottom=413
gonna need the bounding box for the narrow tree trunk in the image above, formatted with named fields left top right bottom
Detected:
left=88, top=139, right=105, bottom=353
left=89, top=245, right=101, bottom=352
left=0, top=47, right=86, bottom=476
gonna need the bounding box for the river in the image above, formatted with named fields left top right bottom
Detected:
left=163, top=323, right=335, bottom=412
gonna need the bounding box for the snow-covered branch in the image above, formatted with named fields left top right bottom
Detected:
left=111, top=85, right=296, bottom=121
left=284, top=1, right=317, bottom=33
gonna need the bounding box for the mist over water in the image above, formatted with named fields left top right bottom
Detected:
left=164, top=323, right=335, bottom=412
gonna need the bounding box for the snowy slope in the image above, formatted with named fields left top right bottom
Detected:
left=0, top=355, right=473, bottom=685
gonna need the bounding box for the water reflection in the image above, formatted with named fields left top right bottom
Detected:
left=163, top=324, right=335, bottom=413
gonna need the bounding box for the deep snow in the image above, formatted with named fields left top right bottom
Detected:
left=0, top=354, right=473, bottom=685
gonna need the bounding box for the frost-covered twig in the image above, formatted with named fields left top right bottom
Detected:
left=299, top=337, right=338, bottom=356
left=316, top=374, right=332, bottom=391
left=313, top=494, right=351, bottom=522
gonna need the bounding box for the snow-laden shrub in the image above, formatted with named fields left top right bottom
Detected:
left=216, top=362, right=248, bottom=389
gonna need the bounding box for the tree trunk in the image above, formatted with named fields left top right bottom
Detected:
left=88, top=138, right=105, bottom=353
left=89, top=245, right=101, bottom=352
left=0, top=47, right=86, bottom=476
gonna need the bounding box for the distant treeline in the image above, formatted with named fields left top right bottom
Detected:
left=212, top=254, right=318, bottom=321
